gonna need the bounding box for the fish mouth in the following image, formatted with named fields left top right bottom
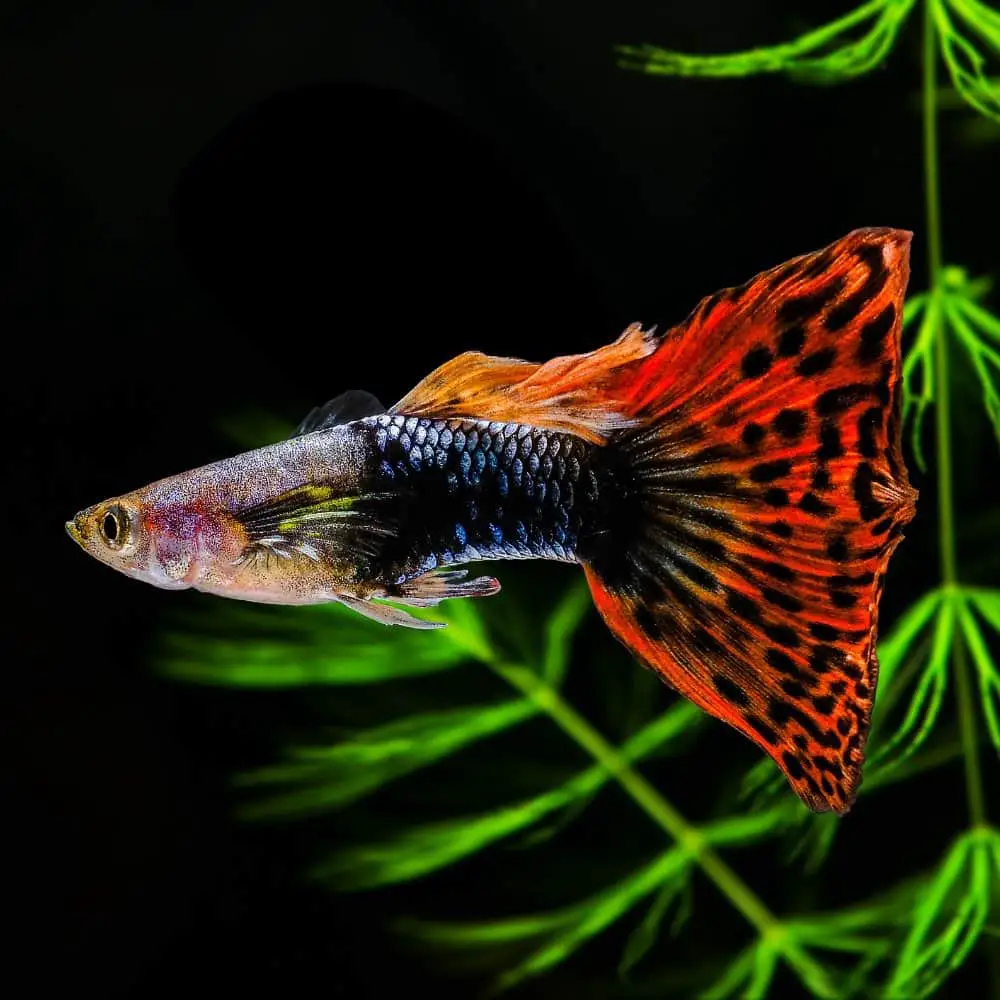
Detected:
left=65, top=517, right=83, bottom=547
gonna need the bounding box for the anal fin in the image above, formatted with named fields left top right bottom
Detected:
left=389, top=568, right=501, bottom=607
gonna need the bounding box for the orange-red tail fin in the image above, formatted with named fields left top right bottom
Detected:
left=581, top=228, right=917, bottom=814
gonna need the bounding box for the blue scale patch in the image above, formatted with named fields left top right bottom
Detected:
left=368, top=414, right=601, bottom=573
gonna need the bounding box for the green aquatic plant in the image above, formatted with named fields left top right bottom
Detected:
left=158, top=3, right=1000, bottom=996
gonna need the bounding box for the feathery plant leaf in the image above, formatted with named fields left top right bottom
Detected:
left=902, top=269, right=1000, bottom=469
left=618, top=875, right=693, bottom=979
left=412, top=847, right=694, bottom=996
left=616, top=0, right=919, bottom=81
left=887, top=826, right=1000, bottom=997
left=868, top=589, right=955, bottom=779
left=308, top=701, right=701, bottom=891
left=960, top=589, right=1000, bottom=751
left=618, top=0, right=1000, bottom=121
left=702, top=895, right=909, bottom=1000
left=936, top=0, right=1000, bottom=120
left=160, top=585, right=492, bottom=687
left=541, top=578, right=592, bottom=686
left=398, top=807, right=798, bottom=998
left=902, top=290, right=939, bottom=472
left=236, top=698, right=540, bottom=820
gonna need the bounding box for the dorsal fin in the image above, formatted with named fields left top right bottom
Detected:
left=293, top=390, right=385, bottom=437
left=389, top=323, right=658, bottom=444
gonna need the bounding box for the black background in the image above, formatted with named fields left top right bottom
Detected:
left=4, top=1, right=999, bottom=997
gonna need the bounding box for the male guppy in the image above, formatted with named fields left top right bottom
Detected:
left=68, top=228, right=918, bottom=814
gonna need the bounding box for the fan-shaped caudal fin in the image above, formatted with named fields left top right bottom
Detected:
left=582, top=228, right=918, bottom=814
left=389, top=324, right=659, bottom=444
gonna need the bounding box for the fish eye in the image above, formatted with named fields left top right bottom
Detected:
left=100, top=505, right=127, bottom=550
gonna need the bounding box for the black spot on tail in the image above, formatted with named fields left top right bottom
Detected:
left=773, top=409, right=807, bottom=440
left=742, top=346, right=773, bottom=379
left=782, top=751, right=805, bottom=778
left=744, top=714, right=779, bottom=745
left=853, top=462, right=885, bottom=521
left=749, top=460, right=792, bottom=483
left=818, top=422, right=844, bottom=460
left=777, top=276, right=846, bottom=325
left=777, top=325, right=806, bottom=357
left=797, top=348, right=837, bottom=376
left=858, top=304, right=896, bottom=364
left=857, top=407, right=882, bottom=458
left=826, top=534, right=849, bottom=561
left=816, top=383, right=872, bottom=416
left=713, top=674, right=750, bottom=707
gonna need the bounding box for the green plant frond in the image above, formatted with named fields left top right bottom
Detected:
left=938, top=0, right=1000, bottom=121
left=876, top=587, right=945, bottom=688
left=616, top=0, right=917, bottom=81
left=699, top=804, right=798, bottom=849
left=887, top=827, right=1000, bottom=997
left=786, top=813, right=842, bottom=874
left=157, top=599, right=479, bottom=687
left=703, top=918, right=859, bottom=1000
left=616, top=875, right=696, bottom=979
left=234, top=698, right=540, bottom=820
left=945, top=291, right=1000, bottom=444
left=738, top=755, right=789, bottom=809
left=968, top=586, right=1000, bottom=629
left=397, top=847, right=691, bottom=996
left=308, top=701, right=701, bottom=891
left=618, top=879, right=690, bottom=979
left=902, top=273, right=1000, bottom=467
left=863, top=736, right=965, bottom=791
left=709, top=884, right=925, bottom=998
left=310, top=787, right=579, bottom=891
left=540, top=578, right=592, bottom=686
left=493, top=849, right=692, bottom=995
left=956, top=291, right=1000, bottom=341
left=902, top=289, right=942, bottom=472
left=868, top=591, right=956, bottom=778
left=702, top=942, right=766, bottom=1000
left=959, top=591, right=1000, bottom=750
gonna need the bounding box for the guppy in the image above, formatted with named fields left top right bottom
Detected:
left=68, top=228, right=918, bottom=814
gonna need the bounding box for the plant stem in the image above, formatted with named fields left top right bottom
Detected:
left=923, top=0, right=987, bottom=827
left=490, top=661, right=837, bottom=996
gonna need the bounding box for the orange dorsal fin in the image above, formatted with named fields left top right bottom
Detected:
left=390, top=323, right=658, bottom=443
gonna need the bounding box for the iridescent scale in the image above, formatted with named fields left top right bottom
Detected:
left=364, top=414, right=601, bottom=582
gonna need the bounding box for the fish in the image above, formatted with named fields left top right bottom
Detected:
left=67, top=227, right=917, bottom=814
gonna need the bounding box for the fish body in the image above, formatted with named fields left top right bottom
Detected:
left=67, top=413, right=606, bottom=613
left=69, top=228, right=918, bottom=813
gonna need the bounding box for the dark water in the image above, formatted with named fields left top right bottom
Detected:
left=4, top=1, right=999, bottom=997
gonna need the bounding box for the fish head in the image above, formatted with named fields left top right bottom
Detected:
left=65, top=482, right=245, bottom=591
left=66, top=430, right=374, bottom=602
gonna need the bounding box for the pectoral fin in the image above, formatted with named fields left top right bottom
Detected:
left=238, top=486, right=397, bottom=561
left=334, top=593, right=446, bottom=629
